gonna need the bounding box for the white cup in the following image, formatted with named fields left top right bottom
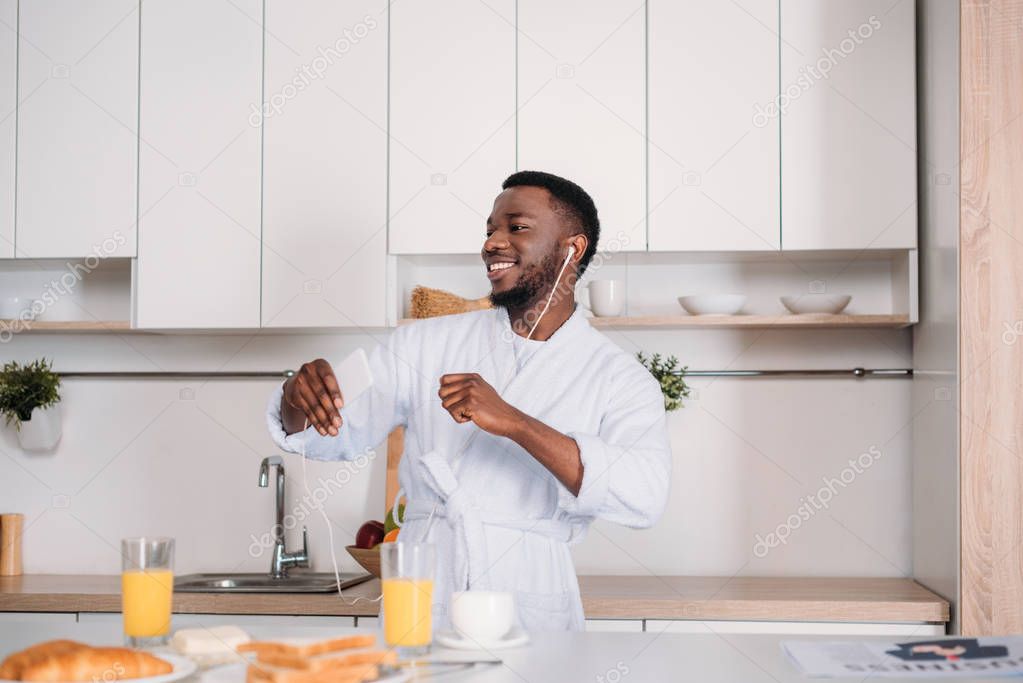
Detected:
left=587, top=280, right=625, bottom=317
left=450, top=590, right=515, bottom=641
left=0, top=296, right=36, bottom=321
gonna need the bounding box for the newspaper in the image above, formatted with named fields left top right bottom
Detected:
left=782, top=637, right=1023, bottom=678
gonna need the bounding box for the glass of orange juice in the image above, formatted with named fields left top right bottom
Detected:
left=121, top=537, right=174, bottom=648
left=380, top=542, right=435, bottom=657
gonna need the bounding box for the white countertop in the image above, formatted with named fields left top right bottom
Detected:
left=0, top=619, right=992, bottom=683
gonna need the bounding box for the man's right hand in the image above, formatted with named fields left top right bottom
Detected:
left=281, top=358, right=344, bottom=436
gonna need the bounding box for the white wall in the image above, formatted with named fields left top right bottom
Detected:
left=0, top=321, right=911, bottom=578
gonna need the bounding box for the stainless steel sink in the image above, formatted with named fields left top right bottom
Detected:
left=174, top=572, right=373, bottom=593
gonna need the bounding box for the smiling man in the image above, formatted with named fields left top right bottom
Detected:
left=266, top=170, right=672, bottom=632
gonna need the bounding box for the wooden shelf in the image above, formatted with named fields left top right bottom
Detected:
left=0, top=575, right=948, bottom=623
left=587, top=314, right=911, bottom=329
left=0, top=320, right=131, bottom=332
left=1, top=315, right=912, bottom=333
left=400, top=314, right=911, bottom=329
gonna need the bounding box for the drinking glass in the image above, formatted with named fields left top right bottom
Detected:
left=121, top=537, right=174, bottom=648
left=380, top=542, right=435, bottom=657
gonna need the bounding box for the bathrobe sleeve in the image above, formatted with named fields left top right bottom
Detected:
left=559, top=362, right=672, bottom=528
left=265, top=326, right=414, bottom=462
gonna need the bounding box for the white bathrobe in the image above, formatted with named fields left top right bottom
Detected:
left=265, top=303, right=672, bottom=632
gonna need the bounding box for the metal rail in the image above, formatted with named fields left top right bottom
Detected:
left=53, top=368, right=912, bottom=379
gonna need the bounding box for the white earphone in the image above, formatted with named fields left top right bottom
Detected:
left=526, top=242, right=578, bottom=340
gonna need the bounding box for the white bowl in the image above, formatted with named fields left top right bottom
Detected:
left=677, top=294, right=746, bottom=316
left=780, top=294, right=852, bottom=315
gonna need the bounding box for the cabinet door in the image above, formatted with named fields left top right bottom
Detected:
left=0, top=0, right=14, bottom=257
left=16, top=0, right=138, bottom=258
left=780, top=0, right=916, bottom=250
left=389, top=0, right=515, bottom=255
left=134, top=0, right=262, bottom=328
left=261, top=0, right=387, bottom=327
left=648, top=0, right=780, bottom=252
left=584, top=619, right=643, bottom=632
left=518, top=1, right=645, bottom=252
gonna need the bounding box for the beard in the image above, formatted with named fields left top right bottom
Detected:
left=488, top=251, right=560, bottom=310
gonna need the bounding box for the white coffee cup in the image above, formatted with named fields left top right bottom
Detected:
left=450, top=590, right=515, bottom=641
left=0, top=296, right=36, bottom=321
left=587, top=280, right=625, bottom=317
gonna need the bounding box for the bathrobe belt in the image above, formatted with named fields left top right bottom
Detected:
left=396, top=449, right=574, bottom=592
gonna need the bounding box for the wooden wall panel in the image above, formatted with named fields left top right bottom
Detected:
left=960, top=0, right=1023, bottom=636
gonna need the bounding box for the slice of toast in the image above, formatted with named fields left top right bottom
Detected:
left=240, top=635, right=389, bottom=683
left=246, top=662, right=378, bottom=683
left=237, top=635, right=376, bottom=659
left=255, top=650, right=397, bottom=671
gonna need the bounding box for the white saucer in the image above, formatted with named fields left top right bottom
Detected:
left=435, top=627, right=530, bottom=651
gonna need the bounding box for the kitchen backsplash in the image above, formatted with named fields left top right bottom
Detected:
left=0, top=325, right=911, bottom=577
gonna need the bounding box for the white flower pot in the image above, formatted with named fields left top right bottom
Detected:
left=17, top=403, right=62, bottom=451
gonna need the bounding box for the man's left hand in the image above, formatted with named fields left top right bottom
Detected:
left=438, top=373, right=521, bottom=437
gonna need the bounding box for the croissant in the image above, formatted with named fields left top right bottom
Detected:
left=0, top=641, right=89, bottom=680
left=18, top=647, right=173, bottom=682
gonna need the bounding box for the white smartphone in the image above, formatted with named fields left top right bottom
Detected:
left=333, top=347, right=374, bottom=405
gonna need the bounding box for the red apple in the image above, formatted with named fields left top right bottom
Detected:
left=355, top=520, right=385, bottom=549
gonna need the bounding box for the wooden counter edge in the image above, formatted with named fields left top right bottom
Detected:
left=580, top=597, right=949, bottom=623
left=0, top=575, right=950, bottom=624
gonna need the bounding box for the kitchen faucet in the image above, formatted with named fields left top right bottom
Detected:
left=258, top=455, right=309, bottom=579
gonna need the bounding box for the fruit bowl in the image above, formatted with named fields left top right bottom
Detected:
left=345, top=545, right=381, bottom=578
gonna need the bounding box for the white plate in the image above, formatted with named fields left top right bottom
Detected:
left=0, top=653, right=197, bottom=683
left=434, top=627, right=530, bottom=651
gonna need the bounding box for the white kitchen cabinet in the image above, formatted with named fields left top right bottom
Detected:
left=584, top=619, right=643, bottom=633
left=644, top=619, right=944, bottom=636
left=780, top=0, right=917, bottom=250
left=0, top=612, right=77, bottom=624
left=261, top=0, right=388, bottom=327
left=134, top=0, right=262, bottom=328
left=16, top=0, right=138, bottom=258
left=389, top=0, right=515, bottom=255
left=518, top=1, right=645, bottom=252
left=0, top=0, right=14, bottom=258
left=648, top=0, right=780, bottom=252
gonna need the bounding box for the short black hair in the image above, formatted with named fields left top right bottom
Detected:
left=501, top=170, right=600, bottom=277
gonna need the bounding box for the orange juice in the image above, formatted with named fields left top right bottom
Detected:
left=121, top=569, right=173, bottom=637
left=382, top=578, right=434, bottom=647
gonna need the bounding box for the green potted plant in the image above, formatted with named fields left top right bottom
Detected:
left=636, top=351, right=690, bottom=412
left=0, top=358, right=62, bottom=450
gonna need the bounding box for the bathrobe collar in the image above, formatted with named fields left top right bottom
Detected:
left=488, top=301, right=590, bottom=400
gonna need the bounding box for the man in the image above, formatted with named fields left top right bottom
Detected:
left=266, top=170, right=672, bottom=631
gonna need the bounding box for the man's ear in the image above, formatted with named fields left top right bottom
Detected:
left=568, top=233, right=587, bottom=265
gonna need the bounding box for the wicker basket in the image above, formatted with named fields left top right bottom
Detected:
left=409, top=285, right=492, bottom=319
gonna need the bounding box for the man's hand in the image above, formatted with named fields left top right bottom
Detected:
left=438, top=373, right=522, bottom=437
left=282, top=358, right=344, bottom=436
